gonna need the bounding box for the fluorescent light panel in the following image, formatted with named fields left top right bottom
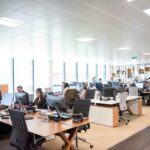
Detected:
left=118, top=47, right=132, bottom=50
left=143, top=9, right=150, bottom=16
left=76, top=37, right=96, bottom=42
left=0, top=17, right=24, bottom=27
left=143, top=53, right=150, bottom=55
left=127, top=0, right=133, bottom=2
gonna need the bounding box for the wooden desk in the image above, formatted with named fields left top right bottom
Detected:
left=0, top=112, right=90, bottom=150
left=90, top=96, right=142, bottom=127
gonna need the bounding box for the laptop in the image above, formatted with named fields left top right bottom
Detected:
left=50, top=105, right=72, bottom=120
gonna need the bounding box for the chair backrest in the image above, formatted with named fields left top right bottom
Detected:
left=65, top=89, right=78, bottom=103
left=73, top=99, right=91, bottom=117
left=129, top=87, right=138, bottom=96
left=119, top=92, right=128, bottom=111
left=85, top=89, right=96, bottom=99
left=9, top=109, right=28, bottom=150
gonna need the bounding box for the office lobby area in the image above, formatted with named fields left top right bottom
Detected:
left=0, top=0, right=150, bottom=150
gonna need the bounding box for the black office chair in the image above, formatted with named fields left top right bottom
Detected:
left=9, top=109, right=46, bottom=150
left=73, top=99, right=93, bottom=149
left=85, top=89, right=95, bottom=99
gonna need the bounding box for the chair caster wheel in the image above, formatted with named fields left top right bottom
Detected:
left=119, top=120, right=120, bottom=122
left=90, top=145, right=93, bottom=148
left=126, top=122, right=128, bottom=125
left=128, top=120, right=130, bottom=122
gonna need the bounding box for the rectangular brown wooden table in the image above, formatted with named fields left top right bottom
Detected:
left=0, top=112, right=90, bottom=150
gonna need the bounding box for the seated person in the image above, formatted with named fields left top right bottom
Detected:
left=16, top=86, right=29, bottom=105
left=144, top=81, right=150, bottom=91
left=78, top=85, right=88, bottom=99
left=33, top=88, right=47, bottom=109
left=63, top=83, right=70, bottom=96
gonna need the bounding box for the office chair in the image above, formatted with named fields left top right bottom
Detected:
left=119, top=92, right=130, bottom=125
left=73, top=99, right=93, bottom=149
left=85, top=89, right=96, bottom=99
left=129, top=87, right=138, bottom=96
left=65, top=89, right=78, bottom=109
left=9, top=109, right=46, bottom=150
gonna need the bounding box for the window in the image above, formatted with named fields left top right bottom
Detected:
left=88, top=63, right=96, bottom=82
left=14, top=59, right=33, bottom=93
left=78, top=62, right=87, bottom=82
left=0, top=58, right=12, bottom=92
left=34, top=59, right=51, bottom=90
left=66, top=62, right=76, bottom=82
left=53, top=61, right=64, bottom=85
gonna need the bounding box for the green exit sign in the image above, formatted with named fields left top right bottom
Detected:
left=131, top=56, right=138, bottom=59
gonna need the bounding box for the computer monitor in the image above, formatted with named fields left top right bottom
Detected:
left=1, top=93, right=14, bottom=106
left=112, top=82, right=120, bottom=88
left=46, top=95, right=67, bottom=111
left=135, top=83, right=143, bottom=89
left=52, top=85, right=62, bottom=93
left=15, top=93, right=28, bottom=105
left=103, top=87, right=114, bottom=98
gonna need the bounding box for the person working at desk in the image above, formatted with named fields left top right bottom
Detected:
left=33, top=88, right=47, bottom=109
left=78, top=85, right=88, bottom=99
left=63, top=82, right=70, bottom=96
left=144, top=81, right=150, bottom=91
left=17, top=86, right=29, bottom=105
left=99, top=78, right=102, bottom=84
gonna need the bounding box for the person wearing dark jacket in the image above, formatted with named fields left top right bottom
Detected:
left=33, top=88, right=47, bottom=109
left=17, top=86, right=29, bottom=105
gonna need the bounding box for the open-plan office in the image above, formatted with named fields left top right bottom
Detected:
left=0, top=0, right=150, bottom=150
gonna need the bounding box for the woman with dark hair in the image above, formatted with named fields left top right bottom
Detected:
left=63, top=82, right=70, bottom=96
left=33, top=88, right=47, bottom=109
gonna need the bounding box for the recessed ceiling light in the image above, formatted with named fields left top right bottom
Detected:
left=118, top=47, right=132, bottom=50
left=143, top=53, right=150, bottom=55
left=143, top=9, right=150, bottom=16
left=76, top=37, right=96, bottom=42
left=127, top=0, right=133, bottom=2
left=0, top=17, right=24, bottom=27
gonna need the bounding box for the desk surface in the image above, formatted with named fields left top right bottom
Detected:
left=0, top=112, right=90, bottom=137
left=91, top=96, right=140, bottom=105
left=142, top=92, right=150, bottom=94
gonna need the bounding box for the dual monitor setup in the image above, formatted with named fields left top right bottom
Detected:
left=1, top=92, right=28, bottom=107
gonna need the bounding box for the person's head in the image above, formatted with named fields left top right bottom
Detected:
left=83, top=85, right=88, bottom=90
left=64, top=83, right=69, bottom=89
left=17, top=86, right=23, bottom=93
left=99, top=78, right=102, bottom=81
left=36, top=88, right=43, bottom=99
